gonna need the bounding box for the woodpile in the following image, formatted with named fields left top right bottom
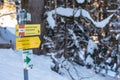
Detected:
left=0, top=43, right=13, bottom=49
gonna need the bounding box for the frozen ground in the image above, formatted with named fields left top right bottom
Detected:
left=0, top=49, right=116, bottom=80
left=0, top=49, right=68, bottom=80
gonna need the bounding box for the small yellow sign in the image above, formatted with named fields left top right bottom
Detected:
left=16, top=36, right=41, bottom=50
left=16, top=24, right=41, bottom=36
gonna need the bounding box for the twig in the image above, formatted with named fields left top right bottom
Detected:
left=0, top=12, right=16, bottom=17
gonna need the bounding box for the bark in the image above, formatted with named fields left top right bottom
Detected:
left=21, top=0, right=45, bottom=54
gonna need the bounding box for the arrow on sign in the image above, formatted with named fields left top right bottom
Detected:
left=16, top=36, right=41, bottom=50
left=24, top=56, right=31, bottom=64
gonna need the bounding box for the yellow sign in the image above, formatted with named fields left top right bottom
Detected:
left=16, top=24, right=41, bottom=36
left=16, top=37, right=41, bottom=50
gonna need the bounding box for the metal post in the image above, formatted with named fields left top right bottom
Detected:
left=18, top=9, right=28, bottom=80
left=16, top=2, right=28, bottom=79
left=24, top=68, right=29, bottom=80
left=23, top=52, right=29, bottom=80
left=20, top=10, right=28, bottom=80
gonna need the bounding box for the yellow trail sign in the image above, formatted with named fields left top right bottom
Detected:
left=16, top=24, right=41, bottom=36
left=16, top=36, right=41, bottom=50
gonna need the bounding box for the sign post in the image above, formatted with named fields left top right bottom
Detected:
left=24, top=69, right=28, bottom=80
left=16, top=6, right=41, bottom=80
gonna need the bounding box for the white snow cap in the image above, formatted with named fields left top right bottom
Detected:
left=56, top=7, right=74, bottom=17
left=93, top=14, right=114, bottom=28
left=116, top=34, right=120, bottom=40
left=78, top=49, right=85, bottom=61
left=47, top=7, right=113, bottom=29
left=81, top=9, right=114, bottom=28
left=76, top=0, right=85, bottom=4
left=46, top=11, right=56, bottom=29
left=87, top=39, right=98, bottom=54
left=86, top=55, right=94, bottom=65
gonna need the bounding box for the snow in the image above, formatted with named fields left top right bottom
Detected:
left=0, top=3, right=17, bottom=45
left=87, top=39, right=98, bottom=54
left=0, top=14, right=17, bottom=28
left=116, top=33, right=120, bottom=40
left=0, top=36, right=9, bottom=43
left=0, top=27, right=16, bottom=47
left=0, top=49, right=23, bottom=80
left=60, top=61, right=115, bottom=80
left=0, top=9, right=16, bottom=32
left=107, top=70, right=116, bottom=77
left=0, top=10, right=17, bottom=45
left=76, top=0, right=85, bottom=4
left=74, top=21, right=84, bottom=32
left=110, top=30, right=120, bottom=33
left=81, top=9, right=113, bottom=28
left=78, top=49, right=85, bottom=61
left=68, top=29, right=79, bottom=48
left=86, top=55, right=94, bottom=65
left=106, top=57, right=112, bottom=64
left=0, top=49, right=68, bottom=80
left=0, top=48, right=116, bottom=80
left=93, top=14, right=113, bottom=28
left=47, top=7, right=113, bottom=29
left=103, top=36, right=111, bottom=41
left=0, top=9, right=17, bottom=46
left=56, top=7, right=75, bottom=17
left=46, top=11, right=56, bottom=29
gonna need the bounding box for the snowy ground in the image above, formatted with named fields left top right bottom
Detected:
left=0, top=27, right=16, bottom=42
left=0, top=36, right=9, bottom=44
left=0, top=49, right=116, bottom=80
left=0, top=10, right=16, bottom=46
left=0, top=49, right=68, bottom=80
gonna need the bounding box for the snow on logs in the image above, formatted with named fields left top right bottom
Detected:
left=46, top=7, right=114, bottom=29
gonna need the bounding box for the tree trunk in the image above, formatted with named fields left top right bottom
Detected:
left=21, top=0, right=45, bottom=54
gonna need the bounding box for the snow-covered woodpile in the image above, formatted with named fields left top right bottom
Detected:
left=43, top=0, right=120, bottom=79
